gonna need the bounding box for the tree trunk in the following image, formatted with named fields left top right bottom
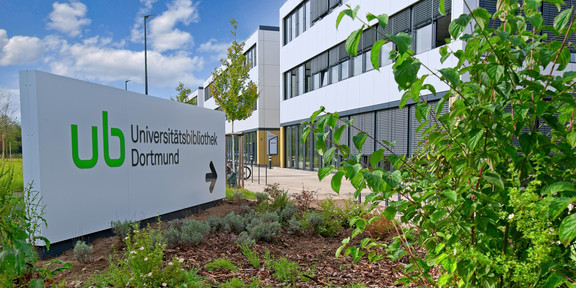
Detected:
left=231, top=121, right=235, bottom=176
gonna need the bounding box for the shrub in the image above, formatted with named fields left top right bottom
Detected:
left=279, top=203, right=298, bottom=224
left=232, top=190, right=242, bottom=200
left=364, top=213, right=395, bottom=239
left=292, top=186, right=317, bottom=211
left=163, top=221, right=181, bottom=248
left=238, top=243, right=260, bottom=268
left=223, top=212, right=245, bottom=233
left=73, top=240, right=93, bottom=264
left=255, top=192, right=268, bottom=204
left=248, top=217, right=281, bottom=242
left=108, top=224, right=188, bottom=287
left=287, top=216, right=302, bottom=235
left=269, top=256, right=301, bottom=285
left=264, top=183, right=290, bottom=211
left=205, top=258, right=238, bottom=272
left=208, top=216, right=229, bottom=233
left=304, top=211, right=324, bottom=231
left=235, top=231, right=256, bottom=247
left=181, top=219, right=210, bottom=247
left=110, top=219, right=136, bottom=238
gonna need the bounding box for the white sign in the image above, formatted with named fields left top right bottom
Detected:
left=20, top=70, right=225, bottom=245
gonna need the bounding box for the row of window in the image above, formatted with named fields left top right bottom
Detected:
left=284, top=0, right=451, bottom=100
left=283, top=0, right=341, bottom=45
left=284, top=100, right=449, bottom=170
left=245, top=44, right=257, bottom=69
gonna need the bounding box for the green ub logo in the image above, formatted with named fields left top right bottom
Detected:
left=71, top=111, right=125, bottom=169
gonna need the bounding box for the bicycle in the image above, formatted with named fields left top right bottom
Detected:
left=226, top=162, right=251, bottom=180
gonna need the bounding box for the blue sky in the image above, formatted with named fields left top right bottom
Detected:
left=0, top=0, right=283, bottom=118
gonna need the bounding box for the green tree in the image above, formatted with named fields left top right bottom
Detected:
left=211, top=19, right=259, bottom=169
left=306, top=1, right=576, bottom=286
left=171, top=82, right=195, bottom=105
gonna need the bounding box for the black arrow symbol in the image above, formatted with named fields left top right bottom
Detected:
left=205, top=161, right=217, bottom=193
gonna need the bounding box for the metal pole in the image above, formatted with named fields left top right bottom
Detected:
left=125, top=80, right=130, bottom=90
left=265, top=163, right=268, bottom=186
left=144, top=14, right=155, bottom=95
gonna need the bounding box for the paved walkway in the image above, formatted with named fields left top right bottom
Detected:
left=239, top=166, right=367, bottom=201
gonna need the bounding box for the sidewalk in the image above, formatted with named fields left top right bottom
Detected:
left=239, top=166, right=367, bottom=201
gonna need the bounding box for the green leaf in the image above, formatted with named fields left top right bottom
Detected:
left=554, top=8, right=572, bottom=31
left=486, top=63, right=504, bottom=84
left=384, top=206, right=397, bottom=220
left=543, top=271, right=568, bottom=288
left=371, top=40, right=386, bottom=71
left=483, top=171, right=505, bottom=190
left=442, top=190, right=457, bottom=203
left=394, top=57, right=421, bottom=90
left=309, top=107, right=325, bottom=124
left=438, top=274, right=452, bottom=287
left=549, top=197, right=574, bottom=220
left=323, top=146, right=337, bottom=164
left=439, top=68, right=460, bottom=88
left=466, top=128, right=483, bottom=150
left=388, top=32, right=412, bottom=55
left=438, top=0, right=445, bottom=15
left=383, top=170, right=402, bottom=187
left=567, top=131, right=576, bottom=148
left=473, top=8, right=491, bottom=30
left=346, top=27, right=364, bottom=57
left=375, top=13, right=389, bottom=30
left=30, top=279, right=44, bottom=288
left=370, top=149, right=385, bottom=167
left=431, top=208, right=448, bottom=223
left=559, top=213, right=576, bottom=246
left=318, top=165, right=334, bottom=181
left=334, top=125, right=346, bottom=144
left=449, top=14, right=472, bottom=38
left=543, top=181, right=576, bottom=196
left=301, top=126, right=310, bottom=143
left=353, top=132, right=368, bottom=151
left=336, top=5, right=360, bottom=29
left=332, top=170, right=345, bottom=193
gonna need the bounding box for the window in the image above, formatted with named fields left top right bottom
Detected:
left=284, top=72, right=291, bottom=100
left=353, top=54, right=362, bottom=76
left=191, top=96, right=197, bottom=105
left=291, top=68, right=298, bottom=98
left=305, top=62, right=312, bottom=92
left=298, top=65, right=305, bottom=95
left=364, top=53, right=374, bottom=72
left=380, top=42, right=394, bottom=66
left=341, top=60, right=350, bottom=80
left=416, top=24, right=433, bottom=53
left=435, top=14, right=451, bottom=48
left=313, top=73, right=320, bottom=90
left=244, top=45, right=256, bottom=69
left=283, top=0, right=341, bottom=45
left=205, top=83, right=214, bottom=101
left=330, top=65, right=339, bottom=84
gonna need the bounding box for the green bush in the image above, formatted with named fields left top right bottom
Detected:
left=305, top=2, right=576, bottom=286
left=205, top=258, right=238, bottom=272
left=238, top=242, right=260, bottom=268
left=235, top=231, right=256, bottom=247
left=181, top=219, right=210, bottom=247
left=163, top=221, right=181, bottom=248
left=223, top=212, right=245, bottom=233
left=107, top=224, right=189, bottom=287
left=73, top=240, right=93, bottom=264
left=279, top=203, right=298, bottom=224
left=255, top=192, right=268, bottom=204
left=208, top=216, right=229, bottom=233
left=287, top=216, right=302, bottom=235
left=247, top=217, right=281, bottom=242
left=110, top=219, right=137, bottom=238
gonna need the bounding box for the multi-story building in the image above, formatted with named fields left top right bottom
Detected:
left=278, top=0, right=574, bottom=170
left=199, top=25, right=281, bottom=166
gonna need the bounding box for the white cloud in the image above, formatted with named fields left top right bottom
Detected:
left=47, top=1, right=91, bottom=37
left=198, top=39, right=230, bottom=57
left=0, top=29, right=44, bottom=66
left=130, top=0, right=199, bottom=52
left=48, top=37, right=204, bottom=89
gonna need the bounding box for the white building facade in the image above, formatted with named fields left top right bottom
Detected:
left=278, top=0, right=574, bottom=169
left=200, top=25, right=281, bottom=166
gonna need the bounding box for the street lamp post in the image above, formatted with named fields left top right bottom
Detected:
left=125, top=80, right=131, bottom=90
left=144, top=14, right=155, bottom=95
